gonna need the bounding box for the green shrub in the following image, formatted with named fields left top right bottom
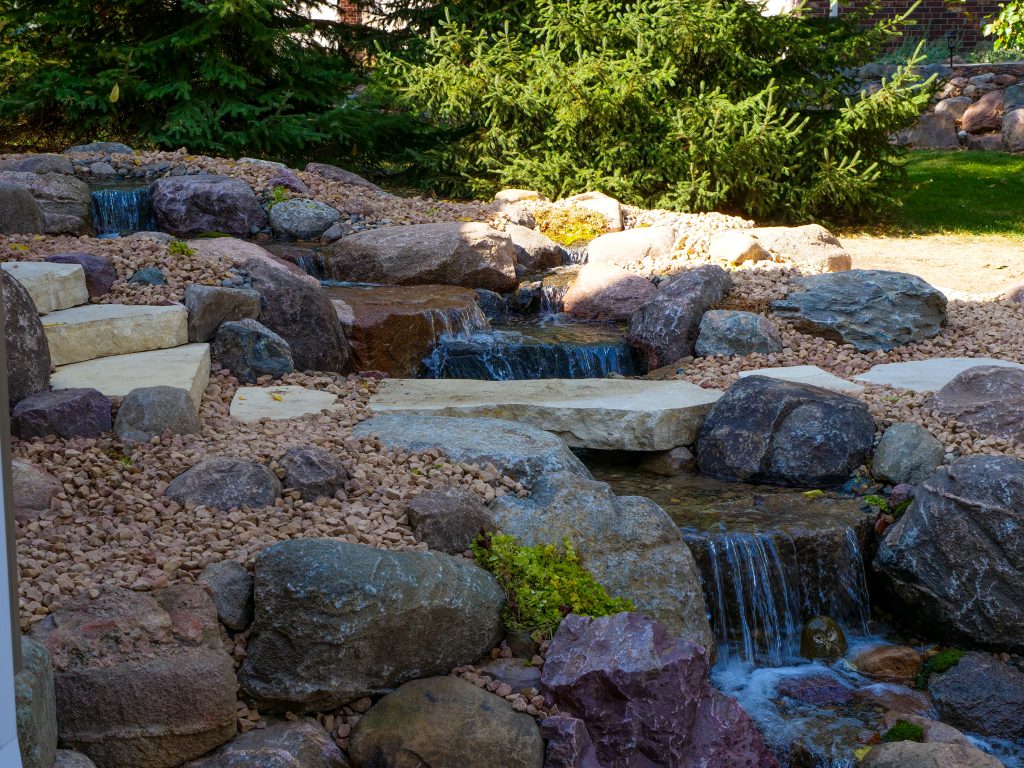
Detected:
left=863, top=494, right=912, bottom=518
left=924, top=648, right=965, bottom=675
left=268, top=186, right=291, bottom=208
left=472, top=532, right=633, bottom=637
left=533, top=205, right=609, bottom=247
left=882, top=719, right=924, bottom=743
left=986, top=1, right=1024, bottom=51
left=168, top=240, right=195, bottom=258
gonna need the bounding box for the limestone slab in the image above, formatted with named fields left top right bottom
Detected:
left=42, top=303, right=187, bottom=365
left=51, top=344, right=210, bottom=411
left=368, top=378, right=723, bottom=451
left=854, top=357, right=1024, bottom=393
left=738, top=365, right=863, bottom=394
left=2, top=261, right=88, bottom=314
left=230, top=385, right=346, bottom=423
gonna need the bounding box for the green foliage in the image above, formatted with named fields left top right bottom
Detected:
left=268, top=186, right=291, bottom=208
left=377, top=0, right=933, bottom=222
left=168, top=240, right=195, bottom=258
left=882, top=719, right=925, bottom=743
left=985, top=1, right=1024, bottom=50
left=472, top=532, right=633, bottom=637
left=533, top=205, right=609, bottom=247
left=864, top=494, right=912, bottom=517
left=916, top=647, right=965, bottom=687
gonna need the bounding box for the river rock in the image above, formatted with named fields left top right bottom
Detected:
left=746, top=224, right=851, bottom=272
left=707, top=230, right=771, bottom=266
left=0, top=153, right=75, bottom=175
left=695, top=310, right=783, bottom=357
left=627, top=265, right=733, bottom=368
left=0, top=171, right=92, bottom=235
left=184, top=284, right=261, bottom=342
left=541, top=716, right=601, bottom=768
left=586, top=226, right=676, bottom=268
left=861, top=742, right=1003, bottom=768
left=874, top=455, right=1024, bottom=652
left=213, top=318, right=294, bottom=383
left=0, top=181, right=46, bottom=234
left=772, top=270, right=946, bottom=351
left=165, top=457, right=282, bottom=510
left=697, top=376, right=875, bottom=487
left=269, top=199, right=341, bottom=240
left=242, top=258, right=351, bottom=373
left=325, top=222, right=518, bottom=292
left=44, top=252, right=117, bottom=297
left=505, top=223, right=564, bottom=271
left=279, top=445, right=348, bottom=501
left=541, top=612, right=778, bottom=768
left=349, top=677, right=542, bottom=768
left=29, top=586, right=237, bottom=768
left=238, top=539, right=505, bottom=711
left=930, top=652, right=1024, bottom=741
left=353, top=414, right=590, bottom=487
left=933, top=365, right=1024, bottom=443
left=114, top=386, right=201, bottom=442
left=304, top=162, right=385, bottom=194
left=152, top=175, right=267, bottom=237
left=2, top=269, right=51, bottom=406
left=198, top=560, right=253, bottom=632
left=490, top=473, right=712, bottom=649
left=962, top=90, right=1004, bottom=133
left=853, top=644, right=922, bottom=681
left=266, top=168, right=310, bottom=196
left=185, top=719, right=349, bottom=768
left=799, top=616, right=847, bottom=661
left=562, top=262, right=656, bottom=321
left=872, top=423, right=944, bottom=486
left=405, top=486, right=494, bottom=554
left=15, top=637, right=57, bottom=768
left=12, top=460, right=61, bottom=522
left=12, top=388, right=112, bottom=440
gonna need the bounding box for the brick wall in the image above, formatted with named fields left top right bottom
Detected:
left=336, top=1, right=363, bottom=25
left=802, top=0, right=1002, bottom=48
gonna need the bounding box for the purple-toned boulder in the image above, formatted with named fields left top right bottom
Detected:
left=44, top=252, right=117, bottom=297
left=151, top=175, right=268, bottom=238
left=2, top=269, right=51, bottom=407
left=541, top=612, right=778, bottom=768
left=266, top=169, right=310, bottom=196
left=12, top=388, right=112, bottom=439
left=540, top=716, right=601, bottom=768
left=563, top=263, right=656, bottom=322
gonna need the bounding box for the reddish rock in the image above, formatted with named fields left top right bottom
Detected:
left=188, top=238, right=318, bottom=285
left=563, top=263, right=656, bottom=322
left=2, top=269, right=51, bottom=407
left=44, top=252, right=117, bottom=297
left=540, top=716, right=601, bottom=768
left=777, top=674, right=855, bottom=706
left=11, top=459, right=60, bottom=522
left=961, top=90, right=1005, bottom=134
left=853, top=644, right=922, bottom=681
left=12, top=388, right=113, bottom=440
left=541, top=612, right=778, bottom=768
left=965, top=133, right=1005, bottom=151
left=934, top=365, right=1024, bottom=443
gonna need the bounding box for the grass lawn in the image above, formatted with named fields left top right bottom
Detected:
left=856, top=150, right=1024, bottom=240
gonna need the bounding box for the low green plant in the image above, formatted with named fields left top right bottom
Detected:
left=533, top=206, right=608, bottom=248
left=864, top=494, right=912, bottom=518
left=916, top=647, right=965, bottom=687
left=472, top=532, right=633, bottom=637
left=268, top=185, right=291, bottom=208
left=168, top=240, right=195, bottom=258
left=882, top=719, right=924, bottom=743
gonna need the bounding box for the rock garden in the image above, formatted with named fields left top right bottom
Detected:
left=3, top=143, right=1024, bottom=768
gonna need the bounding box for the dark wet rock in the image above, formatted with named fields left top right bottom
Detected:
left=185, top=718, right=349, bottom=768
left=15, top=637, right=57, bottom=768
left=475, top=288, right=508, bottom=323
left=2, top=269, right=51, bottom=406
left=697, top=376, right=875, bottom=487
left=930, top=652, right=1024, bottom=741
left=165, top=457, right=282, bottom=510
left=872, top=423, right=945, bottom=486
left=405, top=486, right=494, bottom=554
left=639, top=447, right=697, bottom=476
left=44, top=252, right=116, bottom=297
left=933, top=365, right=1024, bottom=443
left=0, top=172, right=92, bottom=235
left=13, top=388, right=112, bottom=440
left=874, top=455, right=1024, bottom=653
left=152, top=175, right=267, bottom=237
left=627, top=264, right=732, bottom=368
left=127, top=267, right=167, bottom=286
left=198, top=560, right=254, bottom=633
left=799, top=616, right=847, bottom=661
left=695, top=310, right=783, bottom=357
left=771, top=270, right=947, bottom=352
left=541, top=612, right=779, bottom=768
left=213, top=318, right=294, bottom=384
left=184, top=284, right=262, bottom=343
left=12, top=459, right=61, bottom=522
left=114, top=386, right=200, bottom=442
left=269, top=199, right=341, bottom=240
left=777, top=673, right=854, bottom=706
left=0, top=181, right=46, bottom=234
left=279, top=446, right=348, bottom=502
left=540, top=716, right=601, bottom=768
left=0, top=153, right=75, bottom=175
left=348, top=677, right=543, bottom=768
left=477, top=657, right=543, bottom=693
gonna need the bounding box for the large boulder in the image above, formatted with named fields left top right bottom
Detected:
left=151, top=175, right=267, bottom=237
left=324, top=222, right=518, bottom=292
left=772, top=270, right=947, bottom=352
left=242, top=258, right=351, bottom=373
left=165, top=457, right=282, bottom=510
left=184, top=284, right=261, bottom=343
left=238, top=539, right=505, bottom=712
left=562, top=263, right=656, bottom=321
left=860, top=742, right=1003, bottom=768
left=279, top=445, right=348, bottom=501
left=0, top=153, right=75, bottom=175
left=961, top=89, right=1004, bottom=133
left=184, top=719, right=350, bottom=768
left=349, top=677, right=543, bottom=768
left=746, top=224, right=851, bottom=273
left=12, top=460, right=61, bottom=522
left=15, top=637, right=57, bottom=768
left=405, top=486, right=494, bottom=555
left=695, top=310, right=783, bottom=357
left=874, top=456, right=1024, bottom=652
left=65, top=142, right=133, bottom=154
left=505, top=223, right=564, bottom=271
left=352, top=414, right=590, bottom=488
left=933, top=365, right=1024, bottom=443
left=490, top=473, right=712, bottom=649
left=1004, top=108, right=1024, bottom=153
left=29, top=586, right=237, bottom=768
left=44, top=252, right=117, bottom=298
left=12, top=388, right=112, bottom=440
left=627, top=265, right=732, bottom=368
left=0, top=181, right=46, bottom=234
left=213, top=318, right=294, bottom=384
left=585, top=226, right=676, bottom=269
left=906, top=112, right=961, bottom=151
left=268, top=199, right=341, bottom=240
left=2, top=269, right=52, bottom=407
left=304, top=162, right=385, bottom=194
left=541, top=612, right=778, bottom=768
left=114, top=386, right=201, bottom=442
left=871, top=422, right=944, bottom=486
left=0, top=171, right=92, bottom=235
left=697, top=376, right=875, bottom=487
left=541, top=717, right=601, bottom=768
left=930, top=652, right=1024, bottom=741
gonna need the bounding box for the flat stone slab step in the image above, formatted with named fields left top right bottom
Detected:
left=738, top=365, right=863, bottom=394
left=368, top=378, right=722, bottom=451
left=854, top=357, right=1024, bottom=393
left=2, top=261, right=88, bottom=314
left=50, top=344, right=211, bottom=412
left=42, top=303, right=188, bottom=366
left=230, top=386, right=346, bottom=423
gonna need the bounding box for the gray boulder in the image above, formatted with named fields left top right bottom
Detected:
left=405, top=486, right=495, bottom=554
left=185, top=719, right=349, bottom=768
left=772, top=270, right=947, bottom=351
left=127, top=267, right=167, bottom=286
left=746, top=224, right=851, bottom=273
left=697, top=376, right=875, bottom=487
left=490, top=473, right=712, bottom=649
left=933, top=365, right=1024, bottom=443
left=324, top=222, right=518, bottom=292
left=695, top=310, right=783, bottom=357
left=53, top=751, right=98, bottom=768
left=279, top=445, right=348, bottom=501
left=1004, top=108, right=1024, bottom=153
left=930, top=652, right=1024, bottom=741
left=872, top=423, right=944, bottom=486
left=238, top=539, right=505, bottom=712
left=165, top=458, right=282, bottom=510
left=65, top=142, right=133, bottom=154
left=114, top=386, right=200, bottom=442
left=15, top=637, right=57, bottom=768
left=353, top=414, right=590, bottom=488
left=44, top=252, right=117, bottom=297
left=586, top=225, right=677, bottom=268
left=874, top=455, right=1024, bottom=652
left=269, top=199, right=341, bottom=240
left=185, top=285, right=262, bottom=342
left=349, top=677, right=543, bottom=768
left=13, top=388, right=113, bottom=440
left=0, top=171, right=92, bottom=235
left=0, top=181, right=46, bottom=234
left=151, top=175, right=268, bottom=237
left=213, top=318, right=295, bottom=383
left=198, top=560, right=254, bottom=632
left=0, top=153, right=75, bottom=175
left=2, top=269, right=52, bottom=407
left=627, top=265, right=732, bottom=368
left=505, top=223, right=565, bottom=271
left=907, top=112, right=960, bottom=150
left=304, top=163, right=385, bottom=194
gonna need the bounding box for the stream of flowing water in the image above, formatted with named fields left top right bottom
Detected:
left=90, top=182, right=157, bottom=236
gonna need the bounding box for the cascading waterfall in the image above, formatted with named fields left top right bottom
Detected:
left=90, top=185, right=157, bottom=236
left=293, top=253, right=325, bottom=280
left=423, top=301, right=490, bottom=340
left=563, top=246, right=588, bottom=265
left=538, top=284, right=568, bottom=316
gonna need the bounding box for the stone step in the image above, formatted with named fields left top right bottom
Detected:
left=42, top=303, right=188, bottom=366
left=2, top=261, right=89, bottom=314
left=738, top=365, right=863, bottom=394
left=229, top=385, right=347, bottom=423
left=854, top=357, right=1024, bottom=393
left=368, top=378, right=722, bottom=451
left=50, top=344, right=211, bottom=412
